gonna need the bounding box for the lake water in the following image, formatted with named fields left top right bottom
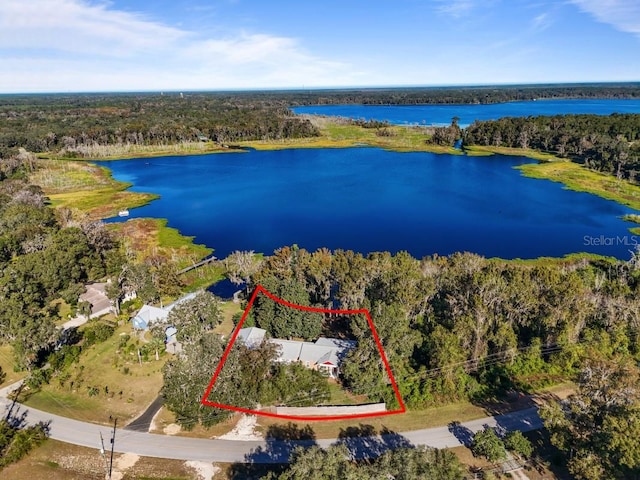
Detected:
left=99, top=147, right=637, bottom=260
left=292, top=99, right=640, bottom=127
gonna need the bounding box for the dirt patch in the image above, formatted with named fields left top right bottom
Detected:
left=216, top=414, right=263, bottom=441
left=164, top=423, right=182, bottom=435
left=111, top=452, right=140, bottom=480
left=185, top=460, right=221, bottom=480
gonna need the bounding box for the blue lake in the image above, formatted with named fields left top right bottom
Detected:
left=292, top=99, right=640, bottom=127
left=99, top=148, right=638, bottom=260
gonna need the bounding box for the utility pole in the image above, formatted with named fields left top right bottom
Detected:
left=108, top=416, right=117, bottom=479
left=99, top=432, right=109, bottom=479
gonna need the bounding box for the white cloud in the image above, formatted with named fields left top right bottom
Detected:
left=531, top=12, right=553, bottom=31
left=570, top=0, right=640, bottom=37
left=434, top=0, right=476, bottom=18
left=0, top=0, right=359, bottom=92
left=0, top=0, right=186, bottom=56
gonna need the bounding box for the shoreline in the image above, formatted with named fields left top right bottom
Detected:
left=35, top=133, right=640, bottom=265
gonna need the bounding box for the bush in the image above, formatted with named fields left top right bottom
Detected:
left=25, top=369, right=51, bottom=390
left=82, top=322, right=115, bottom=347
left=49, top=345, right=82, bottom=371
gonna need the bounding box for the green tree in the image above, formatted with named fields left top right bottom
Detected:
left=166, top=291, right=222, bottom=345
left=265, top=444, right=465, bottom=480
left=541, top=355, right=640, bottom=480
left=470, top=427, right=506, bottom=463
left=504, top=430, right=533, bottom=458
left=162, top=333, right=239, bottom=428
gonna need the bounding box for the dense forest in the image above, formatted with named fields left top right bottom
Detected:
left=1, top=83, right=639, bottom=158
left=0, top=94, right=319, bottom=157
left=270, top=82, right=640, bottom=106
left=160, top=245, right=640, bottom=478
left=463, top=113, right=640, bottom=181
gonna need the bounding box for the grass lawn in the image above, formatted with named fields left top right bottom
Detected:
left=215, top=301, right=243, bottom=337
left=22, top=323, right=167, bottom=425
left=0, top=345, right=27, bottom=388
left=181, top=263, right=226, bottom=292
left=256, top=401, right=489, bottom=440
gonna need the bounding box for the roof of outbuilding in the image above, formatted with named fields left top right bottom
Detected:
left=237, top=327, right=267, bottom=347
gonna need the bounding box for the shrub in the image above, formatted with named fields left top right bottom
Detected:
left=83, top=322, right=115, bottom=347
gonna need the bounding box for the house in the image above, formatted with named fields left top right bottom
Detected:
left=131, top=292, right=201, bottom=353
left=236, top=327, right=356, bottom=378
left=132, top=292, right=200, bottom=330
left=132, top=304, right=169, bottom=330
left=78, top=282, right=114, bottom=318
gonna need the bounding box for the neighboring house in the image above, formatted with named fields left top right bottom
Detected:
left=131, top=291, right=201, bottom=353
left=236, top=327, right=356, bottom=378
left=79, top=283, right=114, bottom=318
left=131, top=291, right=200, bottom=330
left=131, top=304, right=169, bottom=330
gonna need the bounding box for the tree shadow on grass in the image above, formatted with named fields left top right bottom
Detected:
left=227, top=422, right=317, bottom=479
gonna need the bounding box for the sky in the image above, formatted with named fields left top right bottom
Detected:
left=0, top=0, right=639, bottom=93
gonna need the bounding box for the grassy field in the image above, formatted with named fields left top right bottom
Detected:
left=464, top=145, right=561, bottom=161
left=22, top=323, right=167, bottom=426
left=241, top=116, right=461, bottom=154
left=109, top=218, right=213, bottom=269
left=30, top=159, right=215, bottom=267
left=1, top=439, right=201, bottom=480
left=256, top=401, right=490, bottom=440
left=39, top=140, right=237, bottom=161
left=517, top=161, right=640, bottom=212
left=31, top=159, right=158, bottom=220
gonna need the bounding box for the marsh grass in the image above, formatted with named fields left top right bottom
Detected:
left=517, top=161, right=640, bottom=212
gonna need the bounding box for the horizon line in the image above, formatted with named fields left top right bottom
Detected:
left=2, top=80, right=640, bottom=96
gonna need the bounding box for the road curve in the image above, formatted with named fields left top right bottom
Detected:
left=0, top=382, right=543, bottom=464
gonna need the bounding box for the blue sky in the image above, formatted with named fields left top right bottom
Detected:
left=0, top=0, right=639, bottom=93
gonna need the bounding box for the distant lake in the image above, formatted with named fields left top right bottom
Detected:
left=291, top=99, right=640, bottom=127
left=99, top=148, right=637, bottom=260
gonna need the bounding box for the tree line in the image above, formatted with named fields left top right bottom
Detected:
left=258, top=83, right=640, bottom=106
left=0, top=93, right=319, bottom=157
left=462, top=113, right=640, bottom=181
left=221, top=246, right=640, bottom=412
left=0, top=152, right=125, bottom=368
left=2, top=84, right=640, bottom=158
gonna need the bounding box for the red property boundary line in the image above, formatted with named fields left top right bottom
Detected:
left=200, top=284, right=406, bottom=421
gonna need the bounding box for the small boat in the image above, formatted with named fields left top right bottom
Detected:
left=118, top=209, right=130, bottom=217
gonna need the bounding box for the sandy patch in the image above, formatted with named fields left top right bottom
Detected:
left=150, top=406, right=163, bottom=433
left=111, top=452, right=140, bottom=480
left=185, top=460, right=221, bottom=480
left=216, top=414, right=263, bottom=441
left=164, top=423, right=182, bottom=435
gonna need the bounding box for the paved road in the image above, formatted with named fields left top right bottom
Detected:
left=0, top=381, right=543, bottom=464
